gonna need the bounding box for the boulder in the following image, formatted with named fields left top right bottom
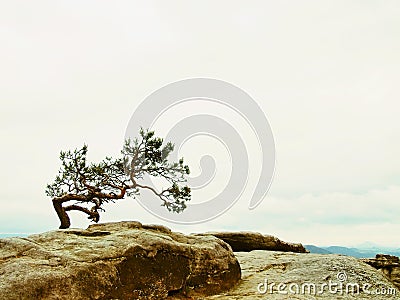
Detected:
left=362, top=254, right=400, bottom=290
left=0, top=221, right=241, bottom=300
left=203, top=250, right=400, bottom=299
left=195, top=231, right=307, bottom=253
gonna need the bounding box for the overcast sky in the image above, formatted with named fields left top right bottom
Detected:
left=1, top=1, right=399, bottom=247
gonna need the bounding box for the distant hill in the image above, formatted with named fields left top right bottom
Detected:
left=354, top=242, right=400, bottom=257
left=304, top=245, right=400, bottom=258
left=322, top=246, right=376, bottom=258
left=304, top=245, right=332, bottom=254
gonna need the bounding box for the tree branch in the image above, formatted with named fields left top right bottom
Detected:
left=64, top=204, right=100, bottom=223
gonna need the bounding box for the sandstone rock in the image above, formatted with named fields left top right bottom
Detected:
left=195, top=232, right=307, bottom=253
left=0, top=221, right=241, bottom=300
left=362, top=254, right=400, bottom=290
left=203, top=250, right=400, bottom=299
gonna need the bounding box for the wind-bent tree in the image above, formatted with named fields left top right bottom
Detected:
left=46, top=129, right=191, bottom=229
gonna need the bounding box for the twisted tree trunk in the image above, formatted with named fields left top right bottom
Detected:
left=52, top=188, right=127, bottom=229
left=52, top=198, right=71, bottom=229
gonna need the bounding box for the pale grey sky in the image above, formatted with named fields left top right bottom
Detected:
left=0, top=1, right=399, bottom=247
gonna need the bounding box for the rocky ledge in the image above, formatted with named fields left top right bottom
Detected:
left=195, top=231, right=307, bottom=253
left=362, top=254, right=400, bottom=290
left=203, top=251, right=400, bottom=299
left=0, top=221, right=241, bottom=299
left=2, top=222, right=397, bottom=300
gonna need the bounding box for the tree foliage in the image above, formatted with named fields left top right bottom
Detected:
left=46, top=129, right=191, bottom=229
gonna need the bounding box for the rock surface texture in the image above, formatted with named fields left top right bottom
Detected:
left=0, top=221, right=241, bottom=300
left=2, top=223, right=399, bottom=300
left=363, top=254, right=400, bottom=290
left=202, top=251, right=400, bottom=299
left=196, top=232, right=307, bottom=253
